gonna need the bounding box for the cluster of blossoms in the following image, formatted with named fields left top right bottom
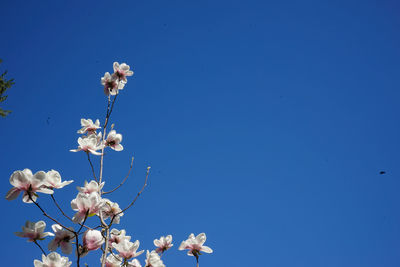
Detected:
left=6, top=62, right=213, bottom=267
left=70, top=118, right=123, bottom=155
left=6, top=169, right=73, bottom=203
left=101, top=62, right=133, bottom=96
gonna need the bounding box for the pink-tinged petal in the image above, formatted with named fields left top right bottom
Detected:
left=178, top=241, right=186, bottom=250
left=5, top=187, right=21, bottom=200
left=88, top=149, right=102, bottom=156
left=61, top=242, right=73, bottom=254
left=35, top=221, right=46, bottom=233
left=22, top=168, right=33, bottom=176
left=113, top=62, right=120, bottom=72
left=201, top=246, right=213, bottom=253
left=70, top=199, right=78, bottom=210
left=118, top=82, right=125, bottom=90
left=33, top=259, right=44, bottom=267
left=33, top=171, right=47, bottom=182
left=48, top=239, right=58, bottom=251
left=37, top=187, right=54, bottom=195
left=70, top=148, right=82, bottom=152
left=115, top=134, right=122, bottom=142
left=113, top=144, right=123, bottom=151
left=14, top=231, right=26, bottom=238
left=135, top=250, right=145, bottom=257
left=10, top=170, right=30, bottom=187
left=72, top=212, right=86, bottom=223
left=59, top=180, right=74, bottom=188
left=196, top=233, right=206, bottom=245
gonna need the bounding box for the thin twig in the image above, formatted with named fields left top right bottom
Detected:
left=87, top=152, right=98, bottom=182
left=106, top=93, right=118, bottom=127
left=28, top=193, right=75, bottom=234
left=109, top=167, right=150, bottom=226
left=120, top=167, right=150, bottom=214
left=105, top=95, right=111, bottom=119
left=103, top=157, right=134, bottom=195
left=75, top=232, right=81, bottom=267
left=34, top=240, right=47, bottom=256
left=77, top=211, right=89, bottom=235
left=75, top=211, right=89, bottom=267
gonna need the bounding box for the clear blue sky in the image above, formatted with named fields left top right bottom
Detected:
left=1, top=0, right=400, bottom=266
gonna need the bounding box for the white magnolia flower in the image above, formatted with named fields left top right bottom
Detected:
left=44, top=170, right=73, bottom=189
left=6, top=169, right=53, bottom=203
left=179, top=233, right=213, bottom=256
left=109, top=229, right=131, bottom=247
left=101, top=198, right=123, bottom=224
left=70, top=134, right=104, bottom=155
left=77, top=180, right=104, bottom=194
left=103, top=253, right=123, bottom=267
left=101, top=72, right=125, bottom=96
left=77, top=118, right=101, bottom=134
left=154, top=235, right=173, bottom=253
left=15, top=220, right=54, bottom=242
left=34, top=252, right=72, bottom=267
left=145, top=250, right=165, bottom=267
left=83, top=229, right=104, bottom=251
left=48, top=224, right=75, bottom=254
left=71, top=192, right=104, bottom=223
left=113, top=62, right=134, bottom=83
left=105, top=130, right=123, bottom=151
left=112, top=239, right=144, bottom=259
left=128, top=258, right=142, bottom=267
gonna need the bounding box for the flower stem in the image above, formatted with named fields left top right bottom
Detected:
left=86, top=152, right=98, bottom=182
left=33, top=240, right=46, bottom=256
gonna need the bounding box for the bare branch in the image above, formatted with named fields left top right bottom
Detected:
left=102, top=157, right=134, bottom=195
left=100, top=227, right=110, bottom=267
